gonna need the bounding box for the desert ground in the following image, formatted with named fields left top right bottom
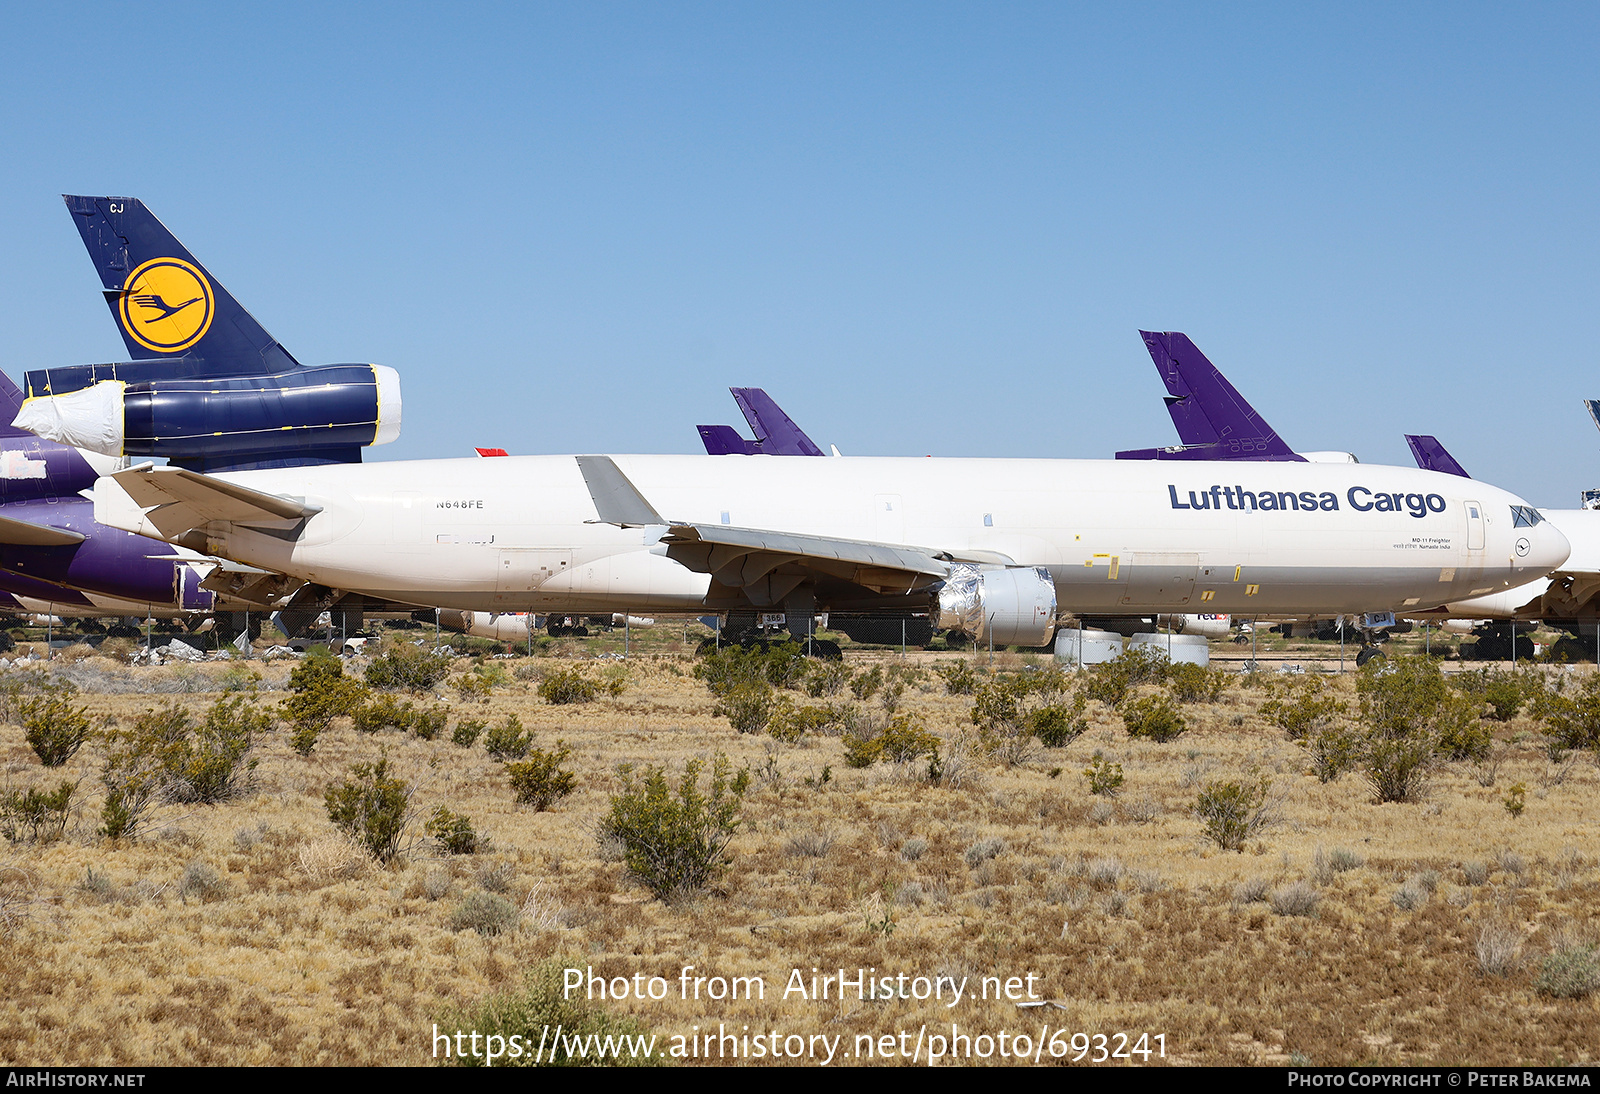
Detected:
left=0, top=622, right=1595, bottom=1067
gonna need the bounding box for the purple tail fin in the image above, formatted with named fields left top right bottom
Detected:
left=1142, top=334, right=1220, bottom=447
left=0, top=371, right=31, bottom=438
left=1117, top=332, right=1302, bottom=462
left=730, top=388, right=824, bottom=457
left=1404, top=435, right=1471, bottom=478
left=696, top=388, right=824, bottom=456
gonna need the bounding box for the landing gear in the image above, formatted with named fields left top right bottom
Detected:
left=1354, top=646, right=1385, bottom=668
left=1459, top=625, right=1534, bottom=662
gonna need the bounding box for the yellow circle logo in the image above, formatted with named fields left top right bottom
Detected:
left=118, top=258, right=214, bottom=353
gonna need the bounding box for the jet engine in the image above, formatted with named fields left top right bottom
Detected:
left=14, top=364, right=401, bottom=464
left=934, top=563, right=1058, bottom=647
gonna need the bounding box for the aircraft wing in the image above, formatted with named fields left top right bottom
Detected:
left=575, top=455, right=948, bottom=603
left=0, top=513, right=86, bottom=547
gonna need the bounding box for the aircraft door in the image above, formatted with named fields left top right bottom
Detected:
left=875, top=494, right=904, bottom=544
left=1466, top=500, right=1485, bottom=552
left=496, top=549, right=574, bottom=597
left=1117, top=552, right=1199, bottom=607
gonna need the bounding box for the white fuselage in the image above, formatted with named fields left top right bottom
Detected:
left=93, top=454, right=1569, bottom=619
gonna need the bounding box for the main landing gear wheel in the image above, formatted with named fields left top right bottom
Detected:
left=1354, top=646, right=1385, bottom=667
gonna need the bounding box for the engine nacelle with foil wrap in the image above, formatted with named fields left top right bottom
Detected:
left=14, top=364, right=401, bottom=466
left=934, top=563, right=1058, bottom=647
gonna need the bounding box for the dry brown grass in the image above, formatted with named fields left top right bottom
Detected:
left=0, top=641, right=1595, bottom=1066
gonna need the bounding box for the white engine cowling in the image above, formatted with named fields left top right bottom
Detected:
left=935, top=563, right=1058, bottom=647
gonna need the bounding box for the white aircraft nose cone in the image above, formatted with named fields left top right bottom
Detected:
left=1528, top=523, right=1571, bottom=575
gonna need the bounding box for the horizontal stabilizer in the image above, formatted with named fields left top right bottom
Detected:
left=0, top=514, right=86, bottom=546
left=697, top=425, right=756, bottom=455
left=111, top=465, right=321, bottom=531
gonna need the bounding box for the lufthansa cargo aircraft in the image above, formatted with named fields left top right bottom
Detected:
left=17, top=201, right=1567, bottom=647
left=82, top=447, right=1568, bottom=649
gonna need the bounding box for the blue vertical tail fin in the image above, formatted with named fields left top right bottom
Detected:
left=62, top=195, right=299, bottom=374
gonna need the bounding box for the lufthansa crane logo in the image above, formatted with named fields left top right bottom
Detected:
left=118, top=258, right=214, bottom=353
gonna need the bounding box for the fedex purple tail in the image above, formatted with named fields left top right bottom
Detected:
left=1404, top=435, right=1471, bottom=478
left=1117, top=332, right=1302, bottom=462
left=697, top=388, right=824, bottom=456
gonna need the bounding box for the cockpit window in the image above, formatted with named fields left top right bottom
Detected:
left=1510, top=505, right=1543, bottom=528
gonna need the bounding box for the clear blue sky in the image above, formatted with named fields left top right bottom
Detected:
left=1, top=2, right=1595, bottom=506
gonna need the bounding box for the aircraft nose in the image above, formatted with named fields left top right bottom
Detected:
left=1520, top=520, right=1570, bottom=575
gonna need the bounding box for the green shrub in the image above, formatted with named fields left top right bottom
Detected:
left=1167, top=662, right=1230, bottom=704
left=1194, top=772, right=1274, bottom=852
left=803, top=659, right=851, bottom=698
left=850, top=665, right=884, bottom=702
left=1536, top=943, right=1600, bottom=999
left=538, top=667, right=601, bottom=705
left=934, top=660, right=982, bottom=696
left=1259, top=679, right=1347, bottom=741
left=599, top=753, right=747, bottom=902
left=1304, top=723, right=1360, bottom=783
left=1030, top=693, right=1089, bottom=747
left=1, top=780, right=73, bottom=843
left=1503, top=782, right=1527, bottom=818
left=436, top=960, right=658, bottom=1067
left=842, top=712, right=940, bottom=768
left=426, top=807, right=479, bottom=854
left=174, top=697, right=268, bottom=804
left=353, top=694, right=415, bottom=733
left=364, top=643, right=454, bottom=691
left=454, top=672, right=495, bottom=703
left=1435, top=696, right=1494, bottom=761
left=281, top=653, right=368, bottom=751
left=1362, top=731, right=1438, bottom=804
left=450, top=890, right=520, bottom=936
left=484, top=715, right=533, bottom=761
left=19, top=685, right=92, bottom=767
left=1534, top=674, right=1600, bottom=753
left=694, top=641, right=807, bottom=697
left=1122, top=693, right=1186, bottom=742
left=96, top=698, right=265, bottom=837
left=765, top=700, right=849, bottom=743
left=711, top=679, right=777, bottom=735
left=1357, top=655, right=1448, bottom=739
left=970, top=668, right=1075, bottom=761
left=411, top=705, right=448, bottom=740
left=1084, top=755, right=1124, bottom=797
left=452, top=718, right=486, bottom=748
left=508, top=744, right=576, bottom=810
left=877, top=712, right=941, bottom=763
left=325, top=756, right=412, bottom=863
left=1083, top=647, right=1169, bottom=708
